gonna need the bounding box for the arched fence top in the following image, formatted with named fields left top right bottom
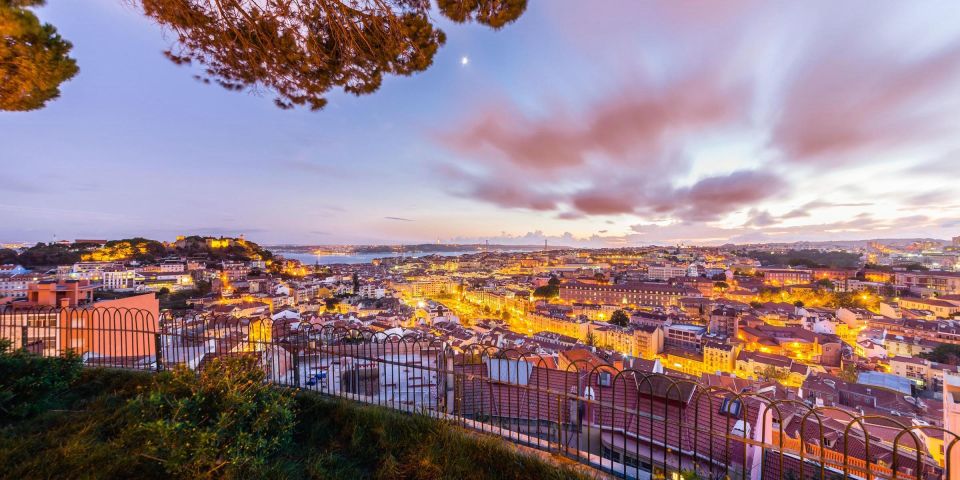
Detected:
left=0, top=305, right=954, bottom=480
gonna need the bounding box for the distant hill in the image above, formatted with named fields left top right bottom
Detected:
left=726, top=237, right=947, bottom=250
left=2, top=236, right=273, bottom=267
left=737, top=249, right=864, bottom=268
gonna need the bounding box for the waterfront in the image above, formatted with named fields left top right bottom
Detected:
left=271, top=250, right=478, bottom=265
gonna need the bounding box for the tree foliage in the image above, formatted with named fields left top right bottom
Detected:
left=532, top=284, right=558, bottom=299
left=15, top=242, right=81, bottom=267
left=919, top=344, right=960, bottom=366
left=137, top=0, right=526, bottom=110
left=121, top=356, right=296, bottom=478
left=814, top=278, right=835, bottom=290
left=760, top=365, right=788, bottom=382
left=740, top=249, right=862, bottom=269
left=0, top=248, right=20, bottom=264
left=755, top=285, right=879, bottom=311
left=172, top=235, right=274, bottom=261
left=10, top=236, right=273, bottom=267
left=0, top=367, right=590, bottom=479
left=0, top=0, right=78, bottom=111
left=838, top=362, right=859, bottom=383
left=4, top=1, right=526, bottom=111
left=609, top=309, right=629, bottom=328
left=82, top=238, right=168, bottom=262
left=0, top=339, right=82, bottom=423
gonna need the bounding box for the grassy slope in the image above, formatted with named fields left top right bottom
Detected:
left=0, top=369, right=590, bottom=480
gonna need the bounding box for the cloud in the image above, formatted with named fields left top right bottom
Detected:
left=441, top=75, right=746, bottom=172
left=556, top=211, right=585, bottom=220
left=279, top=159, right=357, bottom=178
left=544, top=1, right=960, bottom=167
left=430, top=1, right=960, bottom=242
left=909, top=150, right=960, bottom=174
left=663, top=170, right=787, bottom=221
left=384, top=216, right=415, bottom=222
left=770, top=16, right=960, bottom=162
left=905, top=190, right=956, bottom=206
left=442, top=159, right=785, bottom=222
left=744, top=209, right=777, bottom=227
left=569, top=189, right=639, bottom=216
left=450, top=230, right=625, bottom=248
left=189, top=227, right=268, bottom=235
left=5, top=177, right=44, bottom=194
left=440, top=164, right=560, bottom=211
left=436, top=70, right=781, bottom=224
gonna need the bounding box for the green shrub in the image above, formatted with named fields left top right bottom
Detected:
left=0, top=339, right=82, bottom=423
left=121, top=356, right=296, bottom=479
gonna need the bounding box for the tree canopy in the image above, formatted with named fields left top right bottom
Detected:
left=920, top=344, right=960, bottom=366
left=739, top=249, right=863, bottom=269
left=2, top=0, right=527, bottom=111
left=0, top=0, right=78, bottom=111
left=532, top=284, right=558, bottom=299
left=609, top=309, right=629, bottom=328
left=15, top=242, right=81, bottom=267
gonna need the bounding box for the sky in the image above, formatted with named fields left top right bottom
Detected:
left=1, top=0, right=959, bottom=247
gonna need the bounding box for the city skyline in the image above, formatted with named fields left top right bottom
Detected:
left=5, top=3, right=960, bottom=479
left=2, top=0, right=960, bottom=246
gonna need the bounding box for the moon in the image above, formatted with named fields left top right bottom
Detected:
left=460, top=56, right=470, bottom=66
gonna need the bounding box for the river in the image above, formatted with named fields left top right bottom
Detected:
left=269, top=250, right=479, bottom=265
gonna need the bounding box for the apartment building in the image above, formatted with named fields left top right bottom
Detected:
left=0, top=273, right=37, bottom=300
left=895, top=271, right=960, bottom=296
left=560, top=281, right=695, bottom=308
left=899, top=297, right=960, bottom=318
left=645, top=263, right=688, bottom=281
left=102, top=269, right=141, bottom=291
left=758, top=267, right=812, bottom=286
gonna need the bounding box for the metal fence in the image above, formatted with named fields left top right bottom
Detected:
left=1, top=305, right=957, bottom=480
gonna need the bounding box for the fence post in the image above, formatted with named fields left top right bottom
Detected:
left=154, top=333, right=163, bottom=372
left=557, top=394, right=565, bottom=454
left=292, top=352, right=301, bottom=388
left=21, top=325, right=28, bottom=350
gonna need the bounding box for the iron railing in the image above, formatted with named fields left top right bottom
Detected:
left=1, top=305, right=957, bottom=480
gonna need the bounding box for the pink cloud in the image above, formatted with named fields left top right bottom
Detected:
left=772, top=27, right=960, bottom=161
left=432, top=1, right=960, bottom=237
left=440, top=74, right=747, bottom=172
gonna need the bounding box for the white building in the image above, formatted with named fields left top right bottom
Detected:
left=0, top=273, right=36, bottom=299
left=358, top=284, right=387, bottom=299
left=57, top=262, right=124, bottom=282
left=647, top=264, right=688, bottom=281
left=159, top=262, right=185, bottom=273
left=102, top=269, right=141, bottom=291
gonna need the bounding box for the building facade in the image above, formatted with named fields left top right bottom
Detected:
left=560, top=281, right=695, bottom=307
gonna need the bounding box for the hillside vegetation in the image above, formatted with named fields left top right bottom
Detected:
left=0, top=345, right=589, bottom=480
left=1, top=236, right=274, bottom=267
left=739, top=249, right=863, bottom=269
